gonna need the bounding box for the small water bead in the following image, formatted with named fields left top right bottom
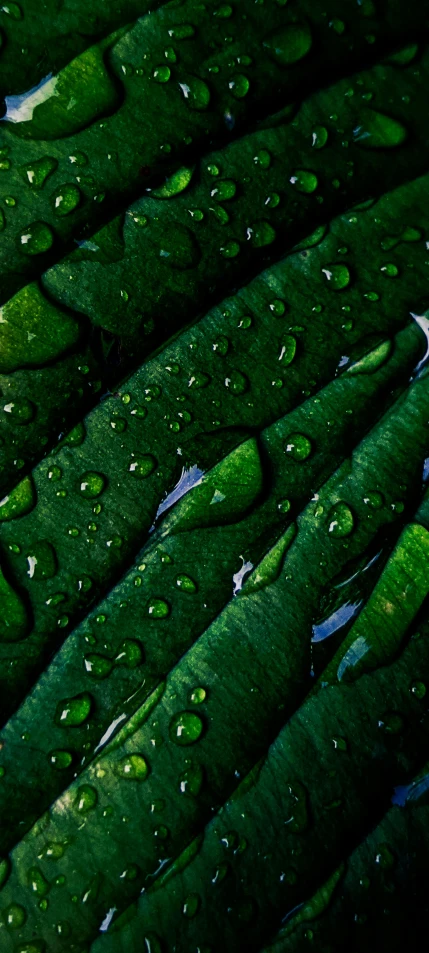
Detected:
left=290, top=170, right=318, bottom=193
left=170, top=711, right=204, bottom=745
left=183, top=893, right=200, bottom=918
left=353, top=109, right=408, bottom=149
left=75, top=784, right=98, bottom=813
left=188, top=207, right=204, bottom=221
left=263, top=22, right=313, bottom=65
left=224, top=370, right=248, bottom=394
left=147, top=598, right=170, bottom=618
left=130, top=404, right=147, bottom=419
left=28, top=867, right=50, bottom=897
left=312, top=125, right=329, bottom=149
left=26, top=540, right=57, bottom=579
left=247, top=220, right=276, bottom=247
left=207, top=163, right=220, bottom=176
left=1, top=2, right=23, bottom=18
left=115, top=754, right=149, bottom=781
left=179, top=761, right=204, bottom=795
left=279, top=334, right=297, bottom=365
left=330, top=17, right=345, bottom=33
left=327, top=502, right=355, bottom=538
left=168, top=23, right=195, bottom=39
left=211, top=205, right=229, bottom=225
left=179, top=76, right=211, bottom=110
left=53, top=183, right=81, bottom=216
left=228, top=73, right=250, bottom=98
left=375, top=844, right=395, bottom=869
left=269, top=298, right=287, bottom=317
left=3, top=903, right=26, bottom=929
left=220, top=240, right=240, bottom=258
left=49, top=750, right=73, bottom=770
left=153, top=65, right=171, bottom=83
left=210, top=178, right=237, bottom=201
left=55, top=692, right=92, bottom=727
left=63, top=421, right=86, bottom=446
left=0, top=157, right=10, bottom=170
left=176, top=573, right=198, bottom=593
left=3, top=397, right=35, bottom=423
left=110, top=416, right=127, bottom=433
left=277, top=498, right=291, bottom=514
left=322, top=263, right=351, bottom=290
left=254, top=149, right=271, bottom=169
left=379, top=711, right=404, bottom=735
left=285, top=433, right=312, bottom=461
left=189, top=687, right=207, bottom=704
left=381, top=262, right=399, bottom=277
left=214, top=2, right=232, bottom=15
left=411, top=681, right=426, bottom=699
left=84, top=653, right=113, bottom=679
left=79, top=471, right=106, bottom=499
left=265, top=192, right=280, bottom=209
left=144, top=385, right=161, bottom=401
left=363, top=491, right=384, bottom=509
left=238, top=314, right=252, bottom=329
left=129, top=455, right=157, bottom=478
left=18, top=221, right=54, bottom=255
left=21, top=156, right=57, bottom=189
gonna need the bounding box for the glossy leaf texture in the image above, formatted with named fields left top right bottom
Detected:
left=1, top=4, right=429, bottom=953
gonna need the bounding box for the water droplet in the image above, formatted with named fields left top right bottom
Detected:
left=55, top=692, right=92, bottom=727
left=254, top=149, right=271, bottom=168
left=1, top=2, right=22, bottom=18
left=115, top=754, right=149, bottom=781
left=269, top=298, right=287, bottom=316
left=353, top=109, right=408, bottom=148
left=189, top=687, right=207, bottom=704
left=49, top=750, right=73, bottom=770
left=224, top=370, right=248, bottom=394
left=312, top=125, right=328, bottom=149
left=174, top=572, right=198, bottom=594
left=0, top=565, right=29, bottom=643
left=322, top=263, right=351, bottom=290
left=212, top=335, right=230, bottom=356
left=18, top=221, right=54, bottom=255
left=168, top=23, right=195, bottom=39
left=327, top=502, right=355, bottom=538
left=84, top=653, right=113, bottom=679
left=129, top=455, right=157, bottom=478
left=179, top=761, right=204, bottom=795
left=147, top=598, right=170, bottom=619
left=75, top=784, right=98, bottom=813
left=179, top=75, right=211, bottom=110
left=228, top=74, right=250, bottom=98
left=115, top=640, right=144, bottom=668
left=347, top=340, right=392, bottom=375
left=381, top=262, right=399, bottom=277
left=210, top=178, right=236, bottom=201
left=183, top=893, right=200, bottom=917
left=149, top=222, right=200, bottom=269
left=285, top=433, right=312, bottom=460
left=151, top=166, right=193, bottom=199
left=3, top=397, right=35, bottom=422
left=247, top=220, right=276, bottom=246
left=28, top=866, right=49, bottom=897
left=170, top=711, right=204, bottom=745
left=79, top=472, right=106, bottom=499
left=279, top=334, right=297, bottom=365
left=20, top=155, right=57, bottom=189
left=26, top=540, right=57, bottom=579
left=153, top=65, right=171, bottom=83
left=290, top=169, right=318, bottom=193
left=363, top=491, right=384, bottom=509
left=220, top=240, right=240, bottom=258
left=0, top=476, right=35, bottom=521
left=263, top=22, right=312, bottom=65
left=53, top=183, right=81, bottom=216
left=3, top=903, right=26, bottom=929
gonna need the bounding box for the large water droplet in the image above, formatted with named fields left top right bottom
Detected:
left=322, top=263, right=351, bottom=290
left=75, top=784, right=98, bottom=813
left=169, top=711, right=204, bottom=745
left=18, top=221, right=54, bottom=255
left=347, top=340, right=392, bottom=375
left=290, top=170, right=318, bottom=193
left=115, top=754, right=149, bottom=780
left=79, top=472, right=106, bottom=499
left=179, top=75, right=211, bottom=110
left=55, top=692, right=92, bottom=727
left=285, top=433, right=312, bottom=460
left=151, top=166, right=194, bottom=199
left=228, top=73, right=250, bottom=98
left=353, top=109, right=408, bottom=149
left=3, top=903, right=26, bottom=929
left=210, top=178, right=236, bottom=202
left=147, top=598, right=170, bottom=619
left=0, top=282, right=80, bottom=373
left=279, top=334, right=297, bottom=365
left=263, top=22, right=312, bottom=65
left=53, top=183, right=81, bottom=216
left=327, top=502, right=355, bottom=538
left=20, top=155, right=57, bottom=189
left=0, top=475, right=35, bottom=520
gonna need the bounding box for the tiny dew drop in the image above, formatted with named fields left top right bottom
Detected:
left=21, top=155, right=57, bottom=189
left=147, top=598, right=170, bottom=619
left=210, top=178, right=237, bottom=201
left=212, top=334, right=229, bottom=355
left=247, top=220, right=276, bottom=247
left=1, top=2, right=23, bottom=18
left=353, top=109, right=408, bottom=149
left=290, top=170, right=318, bottom=193
left=189, top=687, right=207, bottom=704
left=176, top=573, right=198, bottom=593
left=269, top=298, right=287, bottom=316
left=153, top=65, right=171, bottom=83
left=18, top=221, right=54, bottom=255
left=3, top=903, right=26, bottom=929
left=322, top=263, right=351, bottom=290
left=179, top=76, right=211, bottom=110
left=224, top=370, right=248, bottom=395
left=410, top=681, right=426, bottom=699
left=84, top=653, right=113, bottom=679
left=169, top=710, right=204, bottom=745
left=254, top=149, right=271, bottom=168
left=55, top=692, right=92, bottom=727
left=263, top=22, right=313, bottom=66
left=363, top=491, right=384, bottom=509
left=327, top=502, right=355, bottom=538
left=285, top=433, right=312, bottom=461
left=53, top=183, right=81, bottom=216
left=115, top=754, right=149, bottom=781
left=381, top=262, right=399, bottom=277
left=220, top=240, right=240, bottom=258
left=75, top=784, right=98, bottom=813
left=115, top=639, right=144, bottom=667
